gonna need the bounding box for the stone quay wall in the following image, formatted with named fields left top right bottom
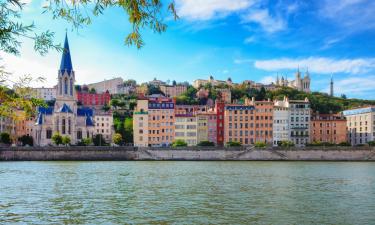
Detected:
left=1, top=146, right=375, bottom=161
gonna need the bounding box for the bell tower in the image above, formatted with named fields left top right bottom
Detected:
left=57, top=33, right=75, bottom=101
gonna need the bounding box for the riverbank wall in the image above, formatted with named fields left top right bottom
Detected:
left=1, top=146, right=375, bottom=161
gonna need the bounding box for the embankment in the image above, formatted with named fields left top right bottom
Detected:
left=1, top=146, right=375, bottom=161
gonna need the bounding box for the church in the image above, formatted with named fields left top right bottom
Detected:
left=276, top=69, right=311, bottom=93
left=33, top=34, right=97, bottom=146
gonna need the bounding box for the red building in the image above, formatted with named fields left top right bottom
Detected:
left=77, top=90, right=110, bottom=106
left=215, top=100, right=225, bottom=146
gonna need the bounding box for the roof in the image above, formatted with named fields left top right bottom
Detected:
left=57, top=103, right=73, bottom=113
left=35, top=113, right=43, bottom=125
left=343, top=107, right=375, bottom=116
left=77, top=107, right=94, bottom=116
left=59, top=33, right=73, bottom=75
left=38, top=107, right=53, bottom=115
left=85, top=116, right=95, bottom=126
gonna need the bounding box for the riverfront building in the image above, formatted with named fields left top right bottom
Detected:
left=310, top=112, right=347, bottom=144
left=224, top=98, right=273, bottom=145
left=175, top=114, right=197, bottom=146
left=133, top=95, right=175, bottom=147
left=343, top=107, right=375, bottom=145
left=273, top=97, right=290, bottom=146
left=94, top=112, right=114, bottom=143
left=289, top=98, right=311, bottom=147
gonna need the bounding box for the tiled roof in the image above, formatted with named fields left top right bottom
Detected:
left=58, top=103, right=73, bottom=113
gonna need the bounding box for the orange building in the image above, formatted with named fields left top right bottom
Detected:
left=224, top=98, right=273, bottom=145
left=310, top=112, right=347, bottom=144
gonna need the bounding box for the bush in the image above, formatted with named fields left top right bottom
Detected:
left=254, top=141, right=267, bottom=148
left=112, top=133, right=123, bottom=145
left=338, top=142, right=351, bottom=146
left=18, top=135, right=33, bottom=146
left=279, top=140, right=295, bottom=147
left=77, top=138, right=92, bottom=146
left=52, top=133, right=63, bottom=145
left=197, top=141, right=215, bottom=146
left=0, top=132, right=11, bottom=144
left=62, top=136, right=71, bottom=146
left=172, top=139, right=188, bottom=147
left=93, top=134, right=107, bottom=146
left=367, top=141, right=375, bottom=146
left=226, top=141, right=242, bottom=147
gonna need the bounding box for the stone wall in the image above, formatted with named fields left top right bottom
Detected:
left=0, top=146, right=374, bottom=161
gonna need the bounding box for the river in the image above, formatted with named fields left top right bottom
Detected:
left=0, top=161, right=374, bottom=224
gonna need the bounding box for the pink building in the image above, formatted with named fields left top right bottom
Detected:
left=207, top=111, right=217, bottom=144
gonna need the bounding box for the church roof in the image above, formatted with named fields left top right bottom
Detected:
left=86, top=116, right=95, bottom=126
left=36, top=113, right=43, bottom=125
left=60, top=33, right=73, bottom=75
left=77, top=107, right=93, bottom=116
left=38, top=107, right=54, bottom=115
left=58, top=103, right=73, bottom=113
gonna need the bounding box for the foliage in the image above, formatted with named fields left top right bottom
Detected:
left=102, top=104, right=110, bottom=112
left=197, top=141, right=215, bottom=146
left=18, top=135, right=33, bottom=146
left=113, top=133, right=123, bottom=145
left=226, top=141, right=242, bottom=147
left=172, top=139, right=188, bottom=147
left=338, top=142, right=351, bottom=146
left=254, top=141, right=267, bottom=148
left=306, top=141, right=335, bottom=146
left=367, top=141, right=375, bottom=146
left=77, top=137, right=92, bottom=146
left=0, top=0, right=60, bottom=55
left=147, top=84, right=164, bottom=95
left=176, top=86, right=199, bottom=105
left=52, top=132, right=63, bottom=145
left=279, top=140, right=295, bottom=147
left=93, top=134, right=107, bottom=146
left=62, top=135, right=71, bottom=146
left=89, top=88, right=96, bottom=94
left=0, top=132, right=11, bottom=144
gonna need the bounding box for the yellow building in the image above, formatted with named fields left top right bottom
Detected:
left=175, top=115, right=197, bottom=146
left=196, top=113, right=209, bottom=144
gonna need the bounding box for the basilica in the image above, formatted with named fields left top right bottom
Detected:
left=276, top=69, right=311, bottom=93
left=33, top=34, right=96, bottom=146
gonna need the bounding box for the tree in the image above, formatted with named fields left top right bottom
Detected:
left=18, top=135, right=33, bottom=146
left=83, top=138, right=92, bottom=146
left=113, top=133, right=123, bottom=145
left=172, top=80, right=177, bottom=86
left=93, top=134, right=107, bottom=146
left=172, top=139, right=188, bottom=147
left=254, top=141, right=267, bottom=148
left=62, top=136, right=71, bottom=146
left=52, top=132, right=63, bottom=145
left=256, top=87, right=266, bottom=101
left=0, top=132, right=11, bottom=144
left=89, top=88, right=96, bottom=94
left=341, top=94, right=347, bottom=99
left=279, top=140, right=295, bottom=147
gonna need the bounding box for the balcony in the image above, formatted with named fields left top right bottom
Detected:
left=134, top=111, right=148, bottom=115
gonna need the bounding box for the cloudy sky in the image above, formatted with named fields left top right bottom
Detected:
left=2, top=0, right=375, bottom=99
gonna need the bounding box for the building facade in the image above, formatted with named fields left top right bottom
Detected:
left=310, top=112, right=347, bottom=144
left=33, top=34, right=99, bottom=146
left=175, top=114, right=197, bottom=146
left=87, top=77, right=123, bottom=94
left=193, top=76, right=234, bottom=88
left=94, top=112, right=114, bottom=143
left=289, top=98, right=311, bottom=146
left=160, top=85, right=187, bottom=98
left=343, top=107, right=375, bottom=145
left=133, top=96, right=175, bottom=147
left=273, top=97, right=290, bottom=146
left=276, top=69, right=311, bottom=93
left=32, top=87, right=57, bottom=101
left=76, top=90, right=111, bottom=106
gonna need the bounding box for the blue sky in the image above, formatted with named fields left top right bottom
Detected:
left=2, top=0, right=375, bottom=99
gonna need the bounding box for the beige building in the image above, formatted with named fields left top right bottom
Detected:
left=160, top=85, right=187, bottom=98
left=196, top=113, right=209, bottom=144
left=175, top=115, right=197, bottom=146
left=94, top=112, right=114, bottom=143
left=193, top=76, right=234, bottom=88
left=87, top=77, right=124, bottom=94
left=343, top=107, right=375, bottom=145
left=133, top=96, right=175, bottom=147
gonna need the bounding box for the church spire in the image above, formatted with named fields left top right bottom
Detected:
left=59, top=32, right=73, bottom=75
left=330, top=74, right=334, bottom=97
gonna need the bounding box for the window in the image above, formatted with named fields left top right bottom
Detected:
left=77, top=130, right=82, bottom=139
left=46, top=129, right=52, bottom=139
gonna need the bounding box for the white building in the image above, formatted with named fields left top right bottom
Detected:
left=276, top=69, right=311, bottom=93
left=33, top=87, right=57, bottom=101
left=343, top=107, right=375, bottom=146
left=94, top=112, right=114, bottom=143
left=289, top=98, right=311, bottom=146
left=273, top=97, right=290, bottom=146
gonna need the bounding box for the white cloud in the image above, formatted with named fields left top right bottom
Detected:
left=329, top=76, right=375, bottom=97
left=253, top=57, right=375, bottom=74
left=259, top=75, right=275, bottom=84
left=244, top=36, right=256, bottom=44
left=176, top=0, right=255, bottom=21
left=242, top=9, right=286, bottom=33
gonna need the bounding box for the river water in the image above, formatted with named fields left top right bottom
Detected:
left=0, top=161, right=374, bottom=224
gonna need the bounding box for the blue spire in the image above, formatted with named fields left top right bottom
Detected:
left=60, top=32, right=73, bottom=75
